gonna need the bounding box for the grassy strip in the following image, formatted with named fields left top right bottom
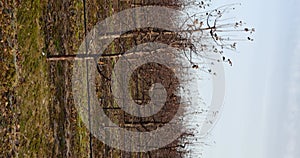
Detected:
left=16, top=0, right=53, bottom=156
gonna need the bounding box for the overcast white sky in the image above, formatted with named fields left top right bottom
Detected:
left=190, top=0, right=300, bottom=157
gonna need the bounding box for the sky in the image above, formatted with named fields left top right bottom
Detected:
left=189, top=0, right=300, bottom=158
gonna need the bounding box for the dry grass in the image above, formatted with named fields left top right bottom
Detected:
left=1, top=0, right=187, bottom=157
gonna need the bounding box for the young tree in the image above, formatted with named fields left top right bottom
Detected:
left=47, top=0, right=254, bottom=157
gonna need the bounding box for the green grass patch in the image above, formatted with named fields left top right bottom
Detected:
left=16, top=0, right=53, bottom=156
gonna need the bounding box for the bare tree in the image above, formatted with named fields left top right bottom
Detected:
left=45, top=0, right=254, bottom=157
